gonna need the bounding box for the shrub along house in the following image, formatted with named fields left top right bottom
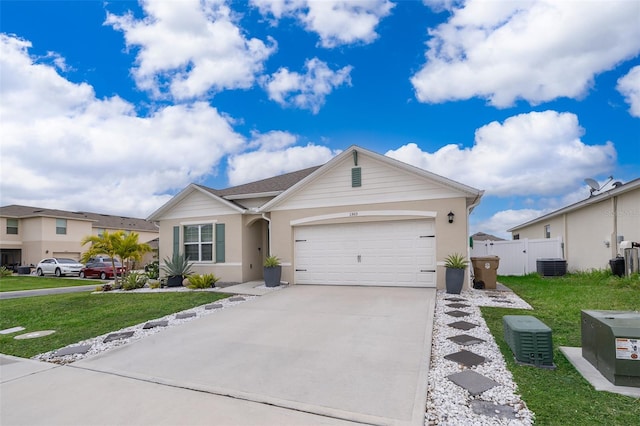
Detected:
left=148, top=146, right=484, bottom=289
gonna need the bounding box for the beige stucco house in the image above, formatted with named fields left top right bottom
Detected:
left=0, top=205, right=159, bottom=269
left=508, top=178, right=640, bottom=272
left=148, top=146, right=484, bottom=290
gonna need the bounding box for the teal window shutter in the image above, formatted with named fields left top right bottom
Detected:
left=172, top=226, right=179, bottom=257
left=215, top=223, right=225, bottom=263
left=352, top=167, right=362, bottom=187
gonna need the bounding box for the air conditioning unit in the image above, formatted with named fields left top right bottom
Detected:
left=503, top=315, right=555, bottom=368
left=582, top=310, right=640, bottom=387
left=536, top=258, right=567, bottom=277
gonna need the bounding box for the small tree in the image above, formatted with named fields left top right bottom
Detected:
left=81, top=231, right=122, bottom=281
left=82, top=231, right=152, bottom=281
left=113, top=232, right=152, bottom=276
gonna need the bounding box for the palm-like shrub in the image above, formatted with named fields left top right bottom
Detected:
left=187, top=273, right=219, bottom=289
left=0, top=266, right=12, bottom=278
left=161, top=253, right=194, bottom=277
left=444, top=253, right=468, bottom=269
left=122, top=272, right=148, bottom=291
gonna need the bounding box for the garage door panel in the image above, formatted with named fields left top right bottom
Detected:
left=295, top=219, right=436, bottom=288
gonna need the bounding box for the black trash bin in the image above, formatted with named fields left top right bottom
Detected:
left=609, top=257, right=625, bottom=277
left=17, top=266, right=31, bottom=275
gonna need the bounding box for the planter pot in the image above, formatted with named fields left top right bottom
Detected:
left=264, top=266, right=282, bottom=287
left=445, top=268, right=465, bottom=294
left=166, top=275, right=184, bottom=287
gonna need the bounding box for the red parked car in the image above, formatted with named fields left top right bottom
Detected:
left=79, top=261, right=124, bottom=280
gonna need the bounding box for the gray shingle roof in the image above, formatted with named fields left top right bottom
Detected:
left=471, top=232, right=505, bottom=241
left=198, top=165, right=322, bottom=198
left=0, top=205, right=158, bottom=232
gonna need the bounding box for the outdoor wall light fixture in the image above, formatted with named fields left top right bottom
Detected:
left=448, top=211, right=455, bottom=223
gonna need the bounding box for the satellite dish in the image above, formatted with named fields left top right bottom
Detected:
left=584, top=176, right=614, bottom=197
left=584, top=178, right=600, bottom=196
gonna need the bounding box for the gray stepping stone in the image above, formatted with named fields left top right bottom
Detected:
left=142, top=320, right=169, bottom=329
left=446, top=310, right=470, bottom=318
left=229, top=296, right=245, bottom=302
left=447, top=302, right=470, bottom=308
left=448, top=334, right=486, bottom=346
left=104, top=331, right=134, bottom=343
left=470, top=400, right=518, bottom=420
left=447, top=370, right=501, bottom=395
left=495, top=299, right=514, bottom=304
left=205, top=303, right=224, bottom=310
left=445, top=297, right=467, bottom=302
left=0, top=326, right=25, bottom=335
left=448, top=321, right=478, bottom=330
left=54, top=344, right=92, bottom=356
left=444, top=349, right=487, bottom=367
left=175, top=312, right=197, bottom=319
left=14, top=330, right=56, bottom=340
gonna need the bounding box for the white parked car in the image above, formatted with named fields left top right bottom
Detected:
left=36, top=258, right=84, bottom=277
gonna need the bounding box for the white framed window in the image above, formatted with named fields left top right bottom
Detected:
left=184, top=224, right=213, bottom=262
left=6, top=218, right=18, bottom=235
left=56, top=218, right=67, bottom=235
left=544, top=224, right=551, bottom=239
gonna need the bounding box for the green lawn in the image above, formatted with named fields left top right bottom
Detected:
left=0, top=275, right=98, bottom=292
left=483, top=272, right=640, bottom=425
left=0, top=292, right=229, bottom=358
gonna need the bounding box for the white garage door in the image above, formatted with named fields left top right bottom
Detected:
left=294, top=219, right=436, bottom=287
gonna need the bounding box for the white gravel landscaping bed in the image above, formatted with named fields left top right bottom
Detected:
left=426, top=288, right=535, bottom=425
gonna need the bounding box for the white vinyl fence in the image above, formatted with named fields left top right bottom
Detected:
left=470, top=237, right=564, bottom=276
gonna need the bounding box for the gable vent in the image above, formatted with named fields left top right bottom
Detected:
left=351, top=167, right=362, bottom=187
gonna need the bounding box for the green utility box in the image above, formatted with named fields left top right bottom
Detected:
left=503, top=315, right=555, bottom=368
left=581, top=310, right=640, bottom=387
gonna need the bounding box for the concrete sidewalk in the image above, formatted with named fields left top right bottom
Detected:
left=0, top=284, right=97, bottom=300
left=1, top=285, right=435, bottom=426
left=0, top=355, right=358, bottom=426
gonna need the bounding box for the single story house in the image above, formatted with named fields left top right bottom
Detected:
left=148, top=146, right=484, bottom=289
left=508, top=178, right=640, bottom=272
left=0, top=205, right=159, bottom=269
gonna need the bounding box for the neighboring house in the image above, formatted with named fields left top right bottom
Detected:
left=471, top=231, right=505, bottom=248
left=148, top=146, right=484, bottom=290
left=508, top=178, right=640, bottom=272
left=0, top=205, right=159, bottom=269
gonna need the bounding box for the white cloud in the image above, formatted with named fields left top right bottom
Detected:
left=617, top=65, right=640, bottom=118
left=421, top=0, right=460, bottom=13
left=250, top=0, right=394, bottom=48
left=412, top=0, right=640, bottom=107
left=105, top=0, right=275, bottom=100
left=248, top=130, right=298, bottom=150
left=0, top=34, right=245, bottom=218
left=386, top=110, right=616, bottom=196
left=227, top=139, right=339, bottom=186
left=472, top=208, right=547, bottom=239
left=263, top=58, right=352, bottom=113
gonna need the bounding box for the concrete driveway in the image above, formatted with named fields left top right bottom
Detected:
left=2, top=285, right=435, bottom=426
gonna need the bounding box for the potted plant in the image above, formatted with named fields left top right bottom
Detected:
left=161, top=253, right=194, bottom=287
left=263, top=255, right=282, bottom=288
left=444, top=253, right=468, bottom=294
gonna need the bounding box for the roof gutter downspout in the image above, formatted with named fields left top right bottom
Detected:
left=262, top=213, right=272, bottom=256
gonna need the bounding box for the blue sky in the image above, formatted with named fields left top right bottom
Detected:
left=1, top=0, right=639, bottom=238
